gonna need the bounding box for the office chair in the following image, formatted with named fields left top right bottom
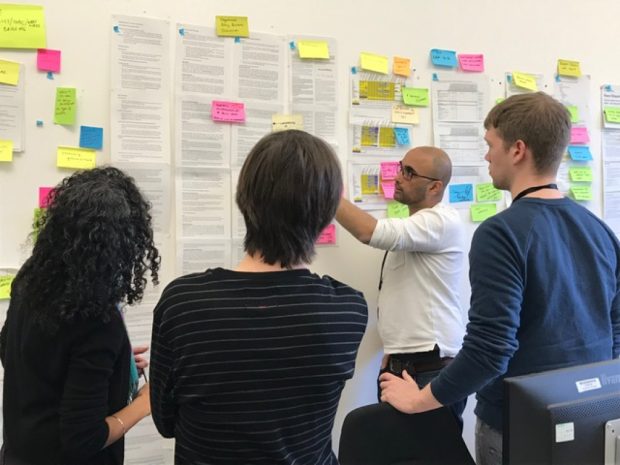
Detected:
left=339, top=403, right=475, bottom=465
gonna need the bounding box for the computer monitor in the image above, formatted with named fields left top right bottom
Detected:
left=504, top=358, right=620, bottom=465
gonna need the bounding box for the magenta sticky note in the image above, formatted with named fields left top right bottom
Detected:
left=570, top=127, right=589, bottom=144
left=380, top=161, right=400, bottom=180
left=37, top=49, right=61, bottom=73
left=317, top=223, right=336, bottom=245
left=382, top=181, right=395, bottom=199
left=39, top=187, right=54, bottom=208
left=211, top=100, right=246, bottom=123
left=458, top=54, right=484, bottom=72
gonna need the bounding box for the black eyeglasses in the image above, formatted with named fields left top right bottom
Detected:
left=398, top=161, right=440, bottom=182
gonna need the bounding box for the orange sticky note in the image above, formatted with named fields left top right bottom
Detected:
left=393, top=56, right=411, bottom=77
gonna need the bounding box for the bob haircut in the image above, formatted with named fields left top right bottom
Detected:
left=236, top=130, right=342, bottom=268
left=12, top=166, right=160, bottom=331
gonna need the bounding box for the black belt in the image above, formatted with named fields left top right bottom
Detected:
left=387, top=349, right=453, bottom=375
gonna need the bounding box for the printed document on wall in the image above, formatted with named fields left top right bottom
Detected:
left=230, top=102, right=283, bottom=167
left=0, top=65, right=25, bottom=152
left=177, top=239, right=232, bottom=275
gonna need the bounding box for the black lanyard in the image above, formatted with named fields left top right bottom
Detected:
left=512, top=183, right=558, bottom=203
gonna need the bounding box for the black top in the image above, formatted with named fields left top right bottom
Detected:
left=150, top=268, right=368, bottom=465
left=0, top=284, right=131, bottom=465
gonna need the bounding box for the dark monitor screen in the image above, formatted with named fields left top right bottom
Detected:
left=504, top=358, right=620, bottom=465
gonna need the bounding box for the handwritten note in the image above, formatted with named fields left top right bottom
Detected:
left=381, top=181, right=395, bottom=199
left=392, top=105, right=419, bottom=124
left=37, top=48, right=60, bottom=73
left=566, top=105, right=579, bottom=123
left=604, top=107, right=620, bottom=123
left=430, top=49, right=457, bottom=67
left=387, top=201, right=409, bottom=218
left=449, top=184, right=474, bottom=203
left=297, top=40, right=329, bottom=59
left=569, top=166, right=593, bottom=182
left=0, top=4, right=46, bottom=49
left=79, top=126, right=103, bottom=149
left=402, top=87, right=429, bottom=107
left=380, top=161, right=400, bottom=180
left=570, top=185, right=592, bottom=201
left=56, top=146, right=96, bottom=170
left=360, top=52, right=389, bottom=74
left=272, top=114, right=303, bottom=132
left=470, top=203, right=497, bottom=222
left=557, top=59, right=581, bottom=77
left=316, top=223, right=336, bottom=245
left=458, top=54, right=484, bottom=72
left=567, top=145, right=592, bottom=161
left=212, top=100, right=245, bottom=123
left=0, top=59, right=19, bottom=85
left=0, top=139, right=13, bottom=162
left=476, top=183, right=502, bottom=202
left=570, top=127, right=589, bottom=144
left=215, top=16, right=249, bottom=37
left=39, top=186, right=54, bottom=208
left=512, top=72, right=538, bottom=91
left=54, top=87, right=76, bottom=125
left=393, top=56, right=411, bottom=77
left=0, top=275, right=15, bottom=300
left=394, top=127, right=410, bottom=145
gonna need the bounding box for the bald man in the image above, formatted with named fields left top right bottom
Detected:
left=336, top=146, right=467, bottom=424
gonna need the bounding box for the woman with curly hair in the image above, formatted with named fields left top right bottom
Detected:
left=0, top=166, right=160, bottom=465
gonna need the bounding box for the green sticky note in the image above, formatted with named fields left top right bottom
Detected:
left=387, top=201, right=409, bottom=218
left=476, top=183, right=502, bottom=202
left=0, top=275, right=15, bottom=300
left=570, top=185, right=592, bottom=201
left=567, top=105, right=579, bottom=124
left=33, top=207, right=45, bottom=242
left=569, top=166, right=593, bottom=182
left=402, top=87, right=429, bottom=106
left=495, top=98, right=504, bottom=105
left=604, top=106, right=620, bottom=123
left=54, top=87, right=76, bottom=125
left=470, top=203, right=497, bottom=222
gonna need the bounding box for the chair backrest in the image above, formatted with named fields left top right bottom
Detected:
left=338, top=403, right=475, bottom=465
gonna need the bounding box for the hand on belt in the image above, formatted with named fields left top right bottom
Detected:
left=388, top=356, right=453, bottom=375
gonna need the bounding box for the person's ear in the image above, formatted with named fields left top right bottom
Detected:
left=511, top=139, right=527, bottom=165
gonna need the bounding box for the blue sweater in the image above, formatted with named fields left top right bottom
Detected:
left=431, top=197, right=620, bottom=431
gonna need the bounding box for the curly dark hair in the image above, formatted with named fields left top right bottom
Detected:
left=13, top=166, right=160, bottom=332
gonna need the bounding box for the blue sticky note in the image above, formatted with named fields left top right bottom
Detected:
left=567, top=145, right=593, bottom=161
left=113, top=25, right=120, bottom=33
left=449, top=184, right=474, bottom=203
left=430, top=49, right=457, bottom=67
left=394, top=127, right=410, bottom=145
left=179, top=28, right=185, bottom=36
left=79, top=126, right=104, bottom=150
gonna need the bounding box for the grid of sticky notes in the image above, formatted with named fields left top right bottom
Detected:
left=379, top=161, right=399, bottom=200
left=359, top=126, right=410, bottom=149
left=448, top=182, right=503, bottom=222
left=562, top=86, right=592, bottom=202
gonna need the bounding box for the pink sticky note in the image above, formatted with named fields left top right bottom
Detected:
left=380, top=161, right=400, bottom=180
left=39, top=187, right=54, bottom=208
left=570, top=127, right=590, bottom=144
left=382, top=181, right=395, bottom=199
left=37, top=49, right=61, bottom=73
left=211, top=100, right=246, bottom=123
left=458, top=54, right=484, bottom=72
left=317, top=223, right=336, bottom=245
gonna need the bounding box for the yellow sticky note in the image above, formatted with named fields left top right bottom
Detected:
left=0, top=139, right=13, bottom=162
left=361, top=126, right=378, bottom=146
left=0, top=59, right=20, bottom=85
left=387, top=201, right=409, bottom=218
left=272, top=114, right=303, bottom=132
left=569, top=166, right=593, bottom=182
left=570, top=185, right=592, bottom=201
left=402, top=87, right=429, bottom=106
left=476, top=183, right=502, bottom=202
left=392, top=105, right=419, bottom=125
left=567, top=105, right=579, bottom=123
left=378, top=127, right=396, bottom=148
left=393, top=56, right=411, bottom=77
left=215, top=16, right=249, bottom=37
left=0, top=275, right=15, bottom=300
left=604, top=107, right=620, bottom=124
left=512, top=72, right=538, bottom=91
left=470, top=203, right=497, bottom=222
left=558, top=59, right=581, bottom=78
left=0, top=4, right=46, bottom=49
left=359, top=81, right=395, bottom=101
left=57, top=146, right=96, bottom=170
left=297, top=40, right=329, bottom=59
left=54, top=87, right=76, bottom=125
left=360, top=52, right=389, bottom=74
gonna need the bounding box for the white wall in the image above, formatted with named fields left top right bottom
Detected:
left=2, top=0, right=619, bottom=457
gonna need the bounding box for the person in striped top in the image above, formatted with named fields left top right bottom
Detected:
left=150, top=130, right=368, bottom=464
